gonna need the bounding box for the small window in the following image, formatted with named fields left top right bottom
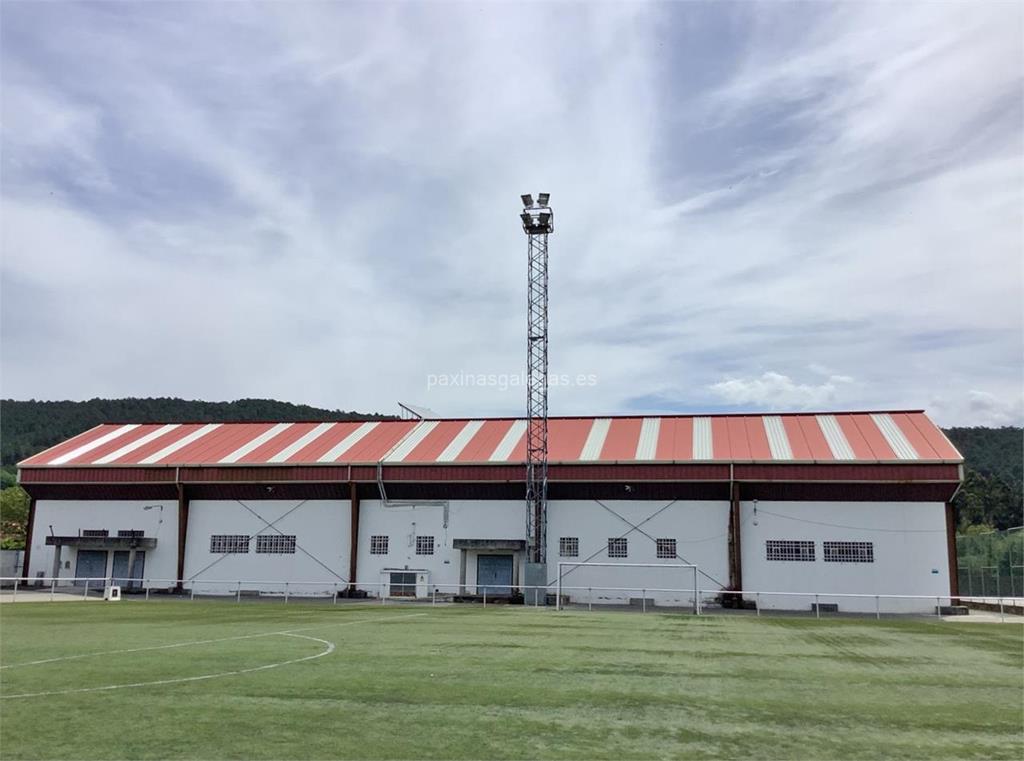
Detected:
left=118, top=529, right=145, bottom=538
left=559, top=537, right=579, bottom=558
left=766, top=540, right=815, bottom=562
left=607, top=537, right=628, bottom=558
left=256, top=535, right=296, bottom=554
left=656, top=538, right=676, bottom=559
left=210, top=535, right=249, bottom=553
left=823, top=541, right=874, bottom=563
left=370, top=535, right=389, bottom=555
left=82, top=529, right=108, bottom=538
left=415, top=536, right=435, bottom=555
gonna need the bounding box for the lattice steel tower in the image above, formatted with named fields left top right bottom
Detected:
left=520, top=193, right=553, bottom=564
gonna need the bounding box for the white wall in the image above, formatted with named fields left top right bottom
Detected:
left=740, top=501, right=950, bottom=612
left=184, top=499, right=349, bottom=596
left=545, top=500, right=731, bottom=607
left=356, top=499, right=526, bottom=596
left=26, top=500, right=178, bottom=583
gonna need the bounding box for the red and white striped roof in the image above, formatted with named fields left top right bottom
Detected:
left=19, top=412, right=961, bottom=467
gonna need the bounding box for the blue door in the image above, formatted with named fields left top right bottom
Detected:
left=111, top=551, right=145, bottom=589
left=74, top=550, right=108, bottom=587
left=477, top=555, right=513, bottom=597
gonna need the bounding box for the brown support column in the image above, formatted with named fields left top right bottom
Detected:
left=945, top=501, right=959, bottom=599
left=176, top=484, right=189, bottom=592
left=20, top=497, right=37, bottom=582
left=348, top=481, right=360, bottom=592
left=727, top=483, right=742, bottom=593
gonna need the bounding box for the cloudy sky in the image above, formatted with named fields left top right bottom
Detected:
left=1, top=1, right=1021, bottom=426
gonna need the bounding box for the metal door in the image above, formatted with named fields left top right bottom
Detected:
left=74, top=550, right=108, bottom=587
left=111, top=551, right=145, bottom=589
left=477, top=555, right=513, bottom=597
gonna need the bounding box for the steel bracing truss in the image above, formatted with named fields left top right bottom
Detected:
left=521, top=194, right=553, bottom=564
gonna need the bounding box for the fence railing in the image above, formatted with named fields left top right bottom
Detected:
left=1, top=576, right=1013, bottom=621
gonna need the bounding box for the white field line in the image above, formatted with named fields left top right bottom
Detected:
left=0, top=612, right=426, bottom=673
left=0, top=633, right=335, bottom=700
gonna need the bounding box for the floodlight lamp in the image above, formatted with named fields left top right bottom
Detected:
left=538, top=211, right=551, bottom=225
left=521, top=194, right=534, bottom=208
left=537, top=193, right=550, bottom=206
left=520, top=212, right=533, bottom=227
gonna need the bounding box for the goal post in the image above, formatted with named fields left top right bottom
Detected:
left=556, top=561, right=701, bottom=614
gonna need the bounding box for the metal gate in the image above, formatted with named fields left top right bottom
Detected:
left=74, top=550, right=108, bottom=586
left=477, top=555, right=513, bottom=597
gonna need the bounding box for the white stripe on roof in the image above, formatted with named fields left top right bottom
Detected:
left=763, top=416, right=793, bottom=460
left=51, top=424, right=140, bottom=465
left=269, top=423, right=336, bottom=463
left=94, top=424, right=182, bottom=464
left=490, top=419, right=527, bottom=461
left=384, top=420, right=439, bottom=462
left=579, top=418, right=612, bottom=460
left=635, top=417, right=661, bottom=460
left=220, top=423, right=294, bottom=464
left=140, top=424, right=221, bottom=464
left=871, top=413, right=918, bottom=460
left=437, top=420, right=484, bottom=462
left=317, top=422, right=380, bottom=463
left=816, top=415, right=855, bottom=460
left=692, top=417, right=713, bottom=459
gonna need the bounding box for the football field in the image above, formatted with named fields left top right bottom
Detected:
left=1, top=601, right=1021, bottom=759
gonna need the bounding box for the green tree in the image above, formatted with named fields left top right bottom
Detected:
left=0, top=485, right=30, bottom=549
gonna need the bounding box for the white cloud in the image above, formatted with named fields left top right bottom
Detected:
left=708, top=371, right=854, bottom=410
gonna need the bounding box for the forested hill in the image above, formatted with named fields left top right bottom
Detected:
left=0, top=398, right=396, bottom=467
left=944, top=426, right=1022, bottom=530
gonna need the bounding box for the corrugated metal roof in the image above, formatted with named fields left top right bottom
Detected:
left=18, top=411, right=963, bottom=468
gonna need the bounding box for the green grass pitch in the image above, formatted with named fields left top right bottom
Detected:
left=1, top=602, right=1021, bottom=759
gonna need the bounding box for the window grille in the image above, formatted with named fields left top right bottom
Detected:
left=607, top=537, right=628, bottom=558
left=656, top=538, right=677, bottom=559
left=766, top=540, right=815, bottom=562
left=415, top=536, right=435, bottom=555
left=370, top=535, right=389, bottom=555
left=82, top=529, right=109, bottom=538
left=823, top=541, right=874, bottom=563
left=559, top=537, right=579, bottom=557
left=210, top=535, right=249, bottom=553
left=256, top=535, right=296, bottom=554
left=117, top=529, right=145, bottom=538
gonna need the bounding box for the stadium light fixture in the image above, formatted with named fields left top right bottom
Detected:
left=538, top=211, right=551, bottom=227
left=520, top=212, right=533, bottom=227
left=521, top=194, right=534, bottom=208
left=537, top=192, right=550, bottom=206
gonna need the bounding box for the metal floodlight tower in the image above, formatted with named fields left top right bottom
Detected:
left=520, top=192, right=553, bottom=566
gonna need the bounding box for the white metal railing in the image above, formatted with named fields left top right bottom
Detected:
left=0, top=576, right=1014, bottom=621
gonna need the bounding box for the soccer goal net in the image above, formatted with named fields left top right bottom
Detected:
left=556, top=562, right=701, bottom=614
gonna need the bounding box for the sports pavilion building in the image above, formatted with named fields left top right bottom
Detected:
left=17, top=410, right=963, bottom=613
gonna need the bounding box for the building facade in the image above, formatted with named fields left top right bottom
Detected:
left=17, top=412, right=962, bottom=613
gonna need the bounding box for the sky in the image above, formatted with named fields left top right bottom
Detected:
left=1, top=1, right=1021, bottom=427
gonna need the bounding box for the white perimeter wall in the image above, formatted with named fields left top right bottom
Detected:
left=356, top=499, right=526, bottom=595
left=546, top=500, right=730, bottom=607
left=24, top=496, right=953, bottom=614
left=183, top=500, right=349, bottom=596
left=26, top=500, right=178, bottom=583
left=740, top=501, right=950, bottom=613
